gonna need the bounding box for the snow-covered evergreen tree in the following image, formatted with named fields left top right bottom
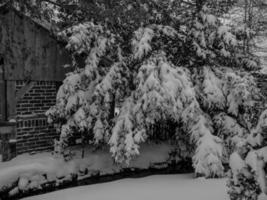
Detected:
left=46, top=22, right=116, bottom=148
left=227, top=110, right=267, bottom=200
left=46, top=0, right=265, bottom=178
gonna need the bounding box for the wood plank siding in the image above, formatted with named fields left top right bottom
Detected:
left=0, top=7, right=72, bottom=81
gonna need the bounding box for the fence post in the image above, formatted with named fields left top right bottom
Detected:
left=0, top=121, right=17, bottom=162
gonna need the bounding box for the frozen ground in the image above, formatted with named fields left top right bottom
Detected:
left=22, top=174, right=267, bottom=200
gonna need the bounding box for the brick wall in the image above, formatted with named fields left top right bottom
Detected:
left=15, top=81, right=60, bottom=154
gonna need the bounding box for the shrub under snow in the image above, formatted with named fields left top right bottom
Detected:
left=228, top=110, right=267, bottom=200
left=46, top=1, right=264, bottom=179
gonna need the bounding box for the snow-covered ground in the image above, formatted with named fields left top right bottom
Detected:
left=1, top=145, right=265, bottom=200
left=0, top=143, right=175, bottom=195
left=22, top=174, right=266, bottom=200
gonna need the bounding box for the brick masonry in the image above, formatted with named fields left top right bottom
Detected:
left=15, top=81, right=60, bottom=154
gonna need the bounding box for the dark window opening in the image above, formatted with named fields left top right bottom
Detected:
left=0, top=56, right=7, bottom=121
left=0, top=57, right=3, bottom=65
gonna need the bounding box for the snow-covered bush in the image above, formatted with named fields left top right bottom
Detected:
left=47, top=0, right=264, bottom=178
left=228, top=110, right=267, bottom=200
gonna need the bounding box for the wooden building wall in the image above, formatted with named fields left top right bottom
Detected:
left=0, top=8, right=71, bottom=81
left=0, top=7, right=73, bottom=154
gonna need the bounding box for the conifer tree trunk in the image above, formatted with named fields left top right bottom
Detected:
left=109, top=93, right=116, bottom=123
